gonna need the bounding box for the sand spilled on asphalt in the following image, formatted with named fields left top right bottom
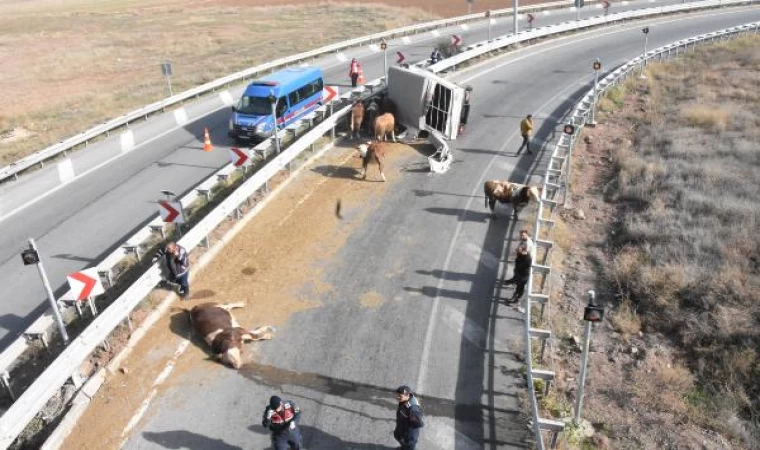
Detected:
left=60, top=142, right=420, bottom=450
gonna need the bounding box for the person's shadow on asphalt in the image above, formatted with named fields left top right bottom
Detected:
left=248, top=424, right=397, bottom=449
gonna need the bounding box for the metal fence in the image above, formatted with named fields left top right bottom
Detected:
left=522, top=21, right=760, bottom=450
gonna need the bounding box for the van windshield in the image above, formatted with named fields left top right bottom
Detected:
left=236, top=96, right=271, bottom=115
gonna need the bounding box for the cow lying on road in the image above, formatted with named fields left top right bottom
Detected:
left=357, top=142, right=387, bottom=182
left=484, top=180, right=542, bottom=220
left=187, top=302, right=275, bottom=369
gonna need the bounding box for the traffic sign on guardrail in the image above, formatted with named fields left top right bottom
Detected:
left=322, top=86, right=339, bottom=104
left=67, top=269, right=105, bottom=301
left=158, top=200, right=185, bottom=224
left=229, top=147, right=253, bottom=168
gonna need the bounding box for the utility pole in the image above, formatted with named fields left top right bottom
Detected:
left=513, top=0, right=519, bottom=35
left=589, top=59, right=601, bottom=126
left=22, top=239, right=69, bottom=344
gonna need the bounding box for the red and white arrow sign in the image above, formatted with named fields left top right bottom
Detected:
left=451, top=34, right=462, bottom=46
left=229, top=147, right=252, bottom=167
left=67, top=268, right=105, bottom=301
left=396, top=52, right=406, bottom=64
left=527, top=13, right=535, bottom=23
left=159, top=200, right=185, bottom=224
left=322, top=86, right=338, bottom=104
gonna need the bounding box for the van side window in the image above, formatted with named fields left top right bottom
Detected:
left=276, top=97, right=287, bottom=117
left=297, top=85, right=311, bottom=102
left=288, top=91, right=300, bottom=107
left=314, top=79, right=324, bottom=95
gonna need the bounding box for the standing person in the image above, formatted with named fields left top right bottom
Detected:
left=504, top=244, right=533, bottom=304
left=155, top=241, right=190, bottom=298
left=349, top=58, right=361, bottom=88
left=430, top=48, right=442, bottom=65
left=458, top=85, right=473, bottom=135
left=517, top=114, right=534, bottom=155
left=262, top=396, right=302, bottom=450
left=394, top=385, right=425, bottom=450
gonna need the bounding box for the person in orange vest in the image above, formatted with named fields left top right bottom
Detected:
left=349, top=58, right=361, bottom=88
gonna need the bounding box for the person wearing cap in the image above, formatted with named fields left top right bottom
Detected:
left=394, top=385, right=425, bottom=450
left=518, top=114, right=534, bottom=155
left=262, top=395, right=302, bottom=450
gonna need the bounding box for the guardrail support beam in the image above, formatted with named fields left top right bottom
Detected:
left=1, top=371, right=15, bottom=401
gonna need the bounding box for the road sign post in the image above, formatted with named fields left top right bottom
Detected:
left=268, top=89, right=281, bottom=154
left=23, top=239, right=69, bottom=344
left=486, top=10, right=492, bottom=42
left=589, top=59, right=601, bottom=126
left=639, top=27, right=650, bottom=79
left=161, top=61, right=173, bottom=97
left=574, top=290, right=604, bottom=424
left=381, top=40, right=389, bottom=81
left=575, top=0, right=584, bottom=20
left=513, top=0, right=519, bottom=35
left=67, top=268, right=105, bottom=316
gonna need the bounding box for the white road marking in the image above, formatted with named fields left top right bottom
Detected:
left=460, top=24, right=470, bottom=31
left=369, top=44, right=380, bottom=53
left=120, top=130, right=135, bottom=153
left=336, top=52, right=348, bottom=62
left=423, top=416, right=481, bottom=449
left=119, top=339, right=191, bottom=446
left=57, top=158, right=75, bottom=184
left=543, top=10, right=551, bottom=15
left=173, top=107, right=189, bottom=125
left=402, top=36, right=412, bottom=44
left=431, top=30, right=440, bottom=37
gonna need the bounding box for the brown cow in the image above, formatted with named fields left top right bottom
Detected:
left=374, top=113, right=396, bottom=142
left=350, top=101, right=365, bottom=140
left=357, top=142, right=387, bottom=182
left=187, top=302, right=275, bottom=369
left=484, top=180, right=542, bottom=220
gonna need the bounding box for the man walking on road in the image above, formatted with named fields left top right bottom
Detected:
left=394, top=385, right=425, bottom=450
left=155, top=241, right=190, bottom=298
left=517, top=114, right=534, bottom=155
left=262, top=396, right=302, bottom=450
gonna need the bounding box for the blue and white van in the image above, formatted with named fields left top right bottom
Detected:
left=228, top=66, right=324, bottom=143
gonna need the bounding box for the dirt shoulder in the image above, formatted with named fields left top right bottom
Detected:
left=540, top=35, right=760, bottom=449
left=59, top=140, right=423, bottom=450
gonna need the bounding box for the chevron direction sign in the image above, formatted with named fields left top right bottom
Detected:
left=322, top=86, right=339, bottom=104
left=451, top=34, right=462, bottom=47
left=67, top=268, right=105, bottom=301
left=158, top=200, right=185, bottom=224
left=229, top=147, right=253, bottom=168
left=396, top=52, right=406, bottom=64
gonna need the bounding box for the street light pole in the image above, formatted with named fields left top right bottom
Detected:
left=589, top=58, right=601, bottom=126
left=26, top=239, right=69, bottom=344
left=381, top=40, right=389, bottom=81
left=574, top=290, right=595, bottom=424
left=513, top=0, right=518, bottom=35
left=269, top=89, right=281, bottom=154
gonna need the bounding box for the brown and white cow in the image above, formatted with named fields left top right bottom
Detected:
left=350, top=101, right=365, bottom=140
left=187, top=302, right=275, bottom=369
left=357, top=141, right=387, bottom=182
left=484, top=180, right=542, bottom=220
left=374, top=113, right=396, bottom=142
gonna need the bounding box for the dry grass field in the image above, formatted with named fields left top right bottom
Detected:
left=547, top=35, right=760, bottom=449
left=0, top=0, right=538, bottom=167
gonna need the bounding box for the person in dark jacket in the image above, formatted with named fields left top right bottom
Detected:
left=504, top=245, right=533, bottom=303
left=262, top=396, right=302, bottom=450
left=458, top=85, right=473, bottom=135
left=155, top=241, right=190, bottom=298
left=366, top=98, right=379, bottom=137
left=394, top=385, right=424, bottom=450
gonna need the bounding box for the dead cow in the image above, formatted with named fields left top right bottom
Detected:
left=187, top=302, right=275, bottom=369
left=357, top=142, right=387, bottom=182
left=350, top=101, right=365, bottom=140
left=484, top=180, right=541, bottom=220
left=374, top=113, right=396, bottom=142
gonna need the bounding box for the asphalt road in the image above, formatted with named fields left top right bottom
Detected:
left=99, top=8, right=760, bottom=450
left=0, top=0, right=738, bottom=349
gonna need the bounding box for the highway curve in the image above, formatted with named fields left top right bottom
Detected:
left=0, top=0, right=708, bottom=347
left=54, top=6, right=760, bottom=450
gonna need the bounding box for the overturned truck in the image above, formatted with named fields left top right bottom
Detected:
left=386, top=65, right=467, bottom=173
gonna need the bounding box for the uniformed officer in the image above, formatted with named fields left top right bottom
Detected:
left=262, top=396, right=302, bottom=450
left=393, top=385, right=425, bottom=450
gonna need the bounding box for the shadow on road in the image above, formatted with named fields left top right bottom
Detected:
left=142, top=430, right=243, bottom=450
left=248, top=424, right=398, bottom=450
left=311, top=164, right=361, bottom=181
